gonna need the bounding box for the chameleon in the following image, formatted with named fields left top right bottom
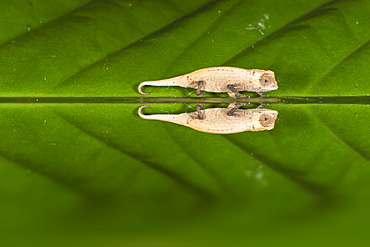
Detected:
left=138, top=66, right=278, bottom=97
left=138, top=104, right=278, bottom=134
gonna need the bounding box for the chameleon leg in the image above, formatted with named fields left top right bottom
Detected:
left=196, top=81, right=205, bottom=97
left=227, top=103, right=250, bottom=116
left=196, top=104, right=205, bottom=119
left=227, top=84, right=250, bottom=98
left=257, top=92, right=268, bottom=97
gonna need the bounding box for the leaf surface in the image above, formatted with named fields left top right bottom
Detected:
left=0, top=0, right=369, bottom=246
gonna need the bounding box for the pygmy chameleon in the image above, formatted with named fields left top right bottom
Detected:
left=138, top=66, right=278, bottom=97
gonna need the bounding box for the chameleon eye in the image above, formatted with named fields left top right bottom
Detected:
left=259, top=113, right=274, bottom=127
left=259, top=73, right=274, bottom=86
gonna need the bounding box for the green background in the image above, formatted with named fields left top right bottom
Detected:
left=0, top=0, right=369, bottom=246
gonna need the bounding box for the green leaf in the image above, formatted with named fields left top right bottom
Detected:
left=0, top=0, right=369, bottom=246
left=1, top=0, right=369, bottom=97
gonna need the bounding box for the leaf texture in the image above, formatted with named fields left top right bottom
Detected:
left=0, top=0, right=369, bottom=246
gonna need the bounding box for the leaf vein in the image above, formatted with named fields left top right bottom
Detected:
left=45, top=108, right=217, bottom=199
left=0, top=0, right=94, bottom=48
left=309, top=107, right=370, bottom=160
left=306, top=40, right=370, bottom=93
left=222, top=135, right=335, bottom=200
left=42, top=0, right=223, bottom=94
left=224, top=0, right=348, bottom=65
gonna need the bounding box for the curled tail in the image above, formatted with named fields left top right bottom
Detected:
left=137, top=105, right=151, bottom=118
left=138, top=82, right=151, bottom=95
left=137, top=105, right=188, bottom=125
left=138, top=75, right=188, bottom=95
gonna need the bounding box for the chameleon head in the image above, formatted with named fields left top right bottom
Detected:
left=257, top=110, right=278, bottom=130
left=256, top=70, right=278, bottom=92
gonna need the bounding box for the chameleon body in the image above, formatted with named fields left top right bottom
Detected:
left=138, top=105, right=278, bottom=134
left=138, top=66, right=278, bottom=97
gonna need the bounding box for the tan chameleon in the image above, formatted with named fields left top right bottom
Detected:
left=138, top=66, right=278, bottom=97
left=138, top=104, right=278, bottom=134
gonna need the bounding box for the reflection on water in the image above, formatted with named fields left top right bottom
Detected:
left=138, top=104, right=278, bottom=134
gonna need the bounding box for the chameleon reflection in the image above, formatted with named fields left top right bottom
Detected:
left=138, top=104, right=278, bottom=134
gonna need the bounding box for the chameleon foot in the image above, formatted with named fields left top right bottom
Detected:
left=257, top=92, right=268, bottom=97
left=196, top=81, right=205, bottom=97
left=227, top=103, right=250, bottom=116
left=227, top=84, right=250, bottom=98
left=196, top=104, right=205, bottom=119
left=256, top=103, right=268, bottom=109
